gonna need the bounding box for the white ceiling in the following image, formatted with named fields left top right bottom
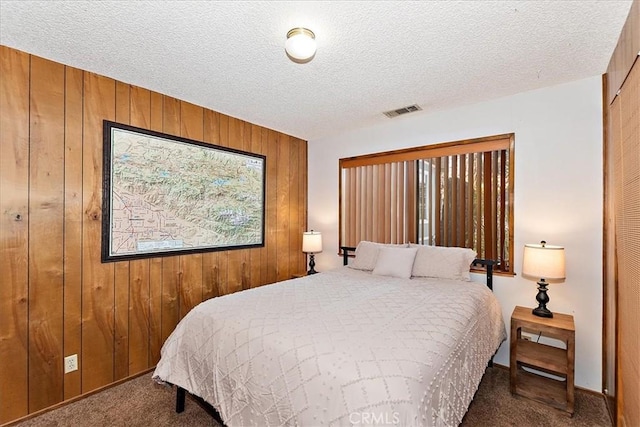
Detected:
left=0, top=1, right=632, bottom=141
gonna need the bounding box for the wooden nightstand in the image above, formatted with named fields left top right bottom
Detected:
left=510, top=306, right=575, bottom=415
left=291, top=273, right=306, bottom=279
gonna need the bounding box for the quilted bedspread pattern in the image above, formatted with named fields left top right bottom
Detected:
left=153, top=267, right=506, bottom=426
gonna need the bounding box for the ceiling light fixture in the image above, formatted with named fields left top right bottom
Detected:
left=285, top=27, right=316, bottom=63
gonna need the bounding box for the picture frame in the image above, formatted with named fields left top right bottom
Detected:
left=101, top=120, right=266, bottom=262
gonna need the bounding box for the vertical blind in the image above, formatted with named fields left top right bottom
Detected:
left=417, top=149, right=510, bottom=272
left=341, top=161, right=416, bottom=246
left=339, top=134, right=513, bottom=273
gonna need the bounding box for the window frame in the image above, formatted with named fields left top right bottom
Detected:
left=339, top=133, right=515, bottom=276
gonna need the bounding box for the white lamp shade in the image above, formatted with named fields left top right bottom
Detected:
left=285, top=28, right=316, bottom=61
left=302, top=231, right=322, bottom=253
left=522, top=243, right=566, bottom=280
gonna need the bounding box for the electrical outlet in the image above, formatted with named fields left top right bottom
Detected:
left=64, top=354, right=78, bottom=374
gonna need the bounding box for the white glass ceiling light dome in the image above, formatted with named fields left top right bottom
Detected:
left=285, top=28, right=316, bottom=63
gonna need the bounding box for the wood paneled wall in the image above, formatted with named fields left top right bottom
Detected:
left=0, top=45, right=308, bottom=424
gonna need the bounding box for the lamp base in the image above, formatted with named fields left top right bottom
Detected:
left=307, top=253, right=318, bottom=275
left=532, top=279, right=554, bottom=318
left=532, top=306, right=553, bottom=318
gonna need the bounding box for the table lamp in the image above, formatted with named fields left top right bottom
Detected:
left=302, top=230, right=322, bottom=275
left=522, top=240, right=566, bottom=318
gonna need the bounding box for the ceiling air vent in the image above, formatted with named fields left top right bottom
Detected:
left=383, top=104, right=422, bottom=118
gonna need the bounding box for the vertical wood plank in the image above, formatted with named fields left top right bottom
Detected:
left=128, top=86, right=151, bottom=373
left=289, top=137, right=301, bottom=275
left=113, top=81, right=130, bottom=381
left=161, top=252, right=180, bottom=344
left=266, top=130, right=278, bottom=284
left=241, top=121, right=252, bottom=290
left=148, top=91, right=164, bottom=365
left=160, top=96, right=181, bottom=342
left=131, top=85, right=151, bottom=129
left=276, top=134, right=291, bottom=281
left=297, top=140, right=308, bottom=271
left=225, top=226, right=244, bottom=294
left=216, top=114, right=230, bottom=293
left=262, top=127, right=274, bottom=284
left=298, top=137, right=308, bottom=274
left=0, top=45, right=30, bottom=424
left=250, top=124, right=265, bottom=286
left=113, top=262, right=129, bottom=380
left=81, top=72, right=116, bottom=393
left=179, top=101, right=204, bottom=314
left=226, top=117, right=244, bottom=294
left=28, top=56, right=65, bottom=412
left=202, top=110, right=221, bottom=300
left=63, top=65, right=83, bottom=400
left=148, top=257, right=163, bottom=365
left=128, top=259, right=150, bottom=373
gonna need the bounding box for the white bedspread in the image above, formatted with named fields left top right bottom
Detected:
left=153, top=267, right=505, bottom=426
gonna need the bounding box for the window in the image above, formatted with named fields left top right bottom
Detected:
left=339, top=134, right=514, bottom=274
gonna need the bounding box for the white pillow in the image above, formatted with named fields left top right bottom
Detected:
left=411, top=245, right=477, bottom=281
left=372, top=246, right=418, bottom=279
left=348, top=241, right=408, bottom=271
left=348, top=241, right=381, bottom=271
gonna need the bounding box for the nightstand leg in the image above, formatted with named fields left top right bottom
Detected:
left=510, top=324, right=519, bottom=394
left=567, top=336, right=575, bottom=415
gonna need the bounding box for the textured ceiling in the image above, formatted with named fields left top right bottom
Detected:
left=0, top=1, right=632, bottom=141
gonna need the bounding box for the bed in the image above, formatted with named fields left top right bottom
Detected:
left=152, top=243, right=506, bottom=426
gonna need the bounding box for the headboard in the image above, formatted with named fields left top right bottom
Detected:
left=339, top=246, right=497, bottom=290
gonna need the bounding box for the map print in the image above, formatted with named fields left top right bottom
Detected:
left=108, top=128, right=264, bottom=257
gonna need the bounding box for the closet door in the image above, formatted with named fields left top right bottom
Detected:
left=614, top=59, right=640, bottom=427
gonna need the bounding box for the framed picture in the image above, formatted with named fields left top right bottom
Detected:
left=101, top=120, right=266, bottom=262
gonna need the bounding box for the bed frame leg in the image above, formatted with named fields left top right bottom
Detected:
left=176, top=386, right=186, bottom=413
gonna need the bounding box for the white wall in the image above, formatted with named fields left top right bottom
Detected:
left=307, top=76, right=603, bottom=391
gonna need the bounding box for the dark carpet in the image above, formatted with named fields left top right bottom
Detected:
left=11, top=367, right=611, bottom=426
